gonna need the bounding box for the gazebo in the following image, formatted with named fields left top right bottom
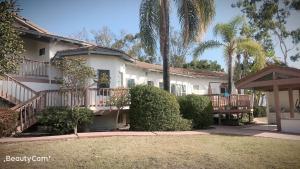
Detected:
left=236, top=65, right=300, bottom=132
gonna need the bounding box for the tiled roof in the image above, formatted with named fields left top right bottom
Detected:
left=54, top=46, right=134, bottom=62
left=130, top=60, right=227, bottom=79
left=14, top=15, right=94, bottom=46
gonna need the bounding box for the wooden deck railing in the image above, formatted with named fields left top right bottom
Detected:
left=0, top=74, right=37, bottom=104
left=18, top=58, right=49, bottom=77
left=43, top=88, right=130, bottom=110
left=86, top=88, right=130, bottom=109
left=11, top=92, right=46, bottom=131
left=206, top=94, right=252, bottom=111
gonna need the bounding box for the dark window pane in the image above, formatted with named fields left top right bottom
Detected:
left=39, top=48, right=45, bottom=56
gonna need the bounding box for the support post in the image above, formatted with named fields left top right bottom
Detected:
left=288, top=88, right=294, bottom=118
left=273, top=85, right=281, bottom=131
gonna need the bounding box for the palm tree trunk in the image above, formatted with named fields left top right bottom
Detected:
left=228, top=55, right=233, bottom=94
left=160, top=0, right=170, bottom=92
left=236, top=54, right=241, bottom=94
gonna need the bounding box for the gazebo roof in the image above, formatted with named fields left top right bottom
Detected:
left=235, top=65, right=300, bottom=91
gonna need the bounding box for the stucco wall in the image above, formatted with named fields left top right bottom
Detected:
left=22, top=37, right=50, bottom=61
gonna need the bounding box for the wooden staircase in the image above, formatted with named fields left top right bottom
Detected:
left=0, top=74, right=46, bottom=132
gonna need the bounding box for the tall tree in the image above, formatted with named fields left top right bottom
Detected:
left=0, top=0, right=24, bottom=75
left=140, top=0, right=215, bottom=91
left=194, top=16, right=266, bottom=94
left=169, top=29, right=194, bottom=67
left=183, top=60, right=224, bottom=72
left=232, top=0, right=300, bottom=64
left=91, top=26, right=116, bottom=47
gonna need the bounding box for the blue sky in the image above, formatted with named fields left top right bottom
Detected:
left=19, top=0, right=300, bottom=69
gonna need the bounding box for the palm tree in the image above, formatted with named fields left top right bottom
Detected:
left=194, top=16, right=265, bottom=94
left=140, top=0, right=215, bottom=91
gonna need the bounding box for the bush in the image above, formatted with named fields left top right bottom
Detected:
left=38, top=107, right=94, bottom=135
left=129, top=85, right=191, bottom=131
left=0, top=109, right=18, bottom=137
left=177, top=95, right=213, bottom=129
left=253, top=106, right=266, bottom=117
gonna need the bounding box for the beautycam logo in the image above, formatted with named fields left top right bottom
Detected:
left=3, top=155, right=51, bottom=163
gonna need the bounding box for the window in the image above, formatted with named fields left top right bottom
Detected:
left=147, top=81, right=154, bottom=86
left=193, top=85, right=200, bottom=91
left=127, top=79, right=135, bottom=88
left=171, top=83, right=186, bottom=96
left=97, top=70, right=110, bottom=88
left=39, top=48, right=45, bottom=56
left=181, top=85, right=186, bottom=96
left=171, top=84, right=176, bottom=94
left=221, top=87, right=226, bottom=94
left=159, top=82, right=163, bottom=89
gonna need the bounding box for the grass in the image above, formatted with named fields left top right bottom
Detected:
left=1, top=135, right=300, bottom=169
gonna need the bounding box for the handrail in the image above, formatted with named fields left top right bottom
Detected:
left=11, top=92, right=43, bottom=110
left=23, top=58, right=49, bottom=64
left=2, top=74, right=37, bottom=95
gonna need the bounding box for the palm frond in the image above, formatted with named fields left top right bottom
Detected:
left=237, top=38, right=266, bottom=71
left=213, top=16, right=244, bottom=43
left=193, top=40, right=223, bottom=60
left=194, top=0, right=215, bottom=40
left=139, top=0, right=160, bottom=56
left=176, top=0, right=215, bottom=45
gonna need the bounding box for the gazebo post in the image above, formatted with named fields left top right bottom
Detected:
left=273, top=85, right=281, bottom=131
left=288, top=88, right=294, bottom=118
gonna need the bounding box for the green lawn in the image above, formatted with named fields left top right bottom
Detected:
left=1, top=135, right=300, bottom=169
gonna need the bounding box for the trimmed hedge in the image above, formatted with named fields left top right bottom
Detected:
left=129, top=85, right=191, bottom=131
left=177, top=95, right=213, bottom=129
left=38, top=107, right=93, bottom=135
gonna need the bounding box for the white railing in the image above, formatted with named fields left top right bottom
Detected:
left=18, top=58, right=49, bottom=77
left=0, top=74, right=37, bottom=104
left=43, top=88, right=130, bottom=110
left=11, top=93, right=46, bottom=132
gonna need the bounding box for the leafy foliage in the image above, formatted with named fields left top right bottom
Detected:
left=233, top=0, right=300, bottom=63
left=38, top=107, right=73, bottom=135
left=0, top=109, right=18, bottom=137
left=129, top=85, right=192, bottom=131
left=108, top=88, right=130, bottom=129
left=38, top=107, right=94, bottom=135
left=194, top=16, right=266, bottom=93
left=253, top=106, right=267, bottom=117
left=52, top=57, right=95, bottom=134
left=183, top=60, right=224, bottom=72
left=0, top=1, right=24, bottom=75
left=177, top=95, right=213, bottom=129
left=140, top=0, right=215, bottom=91
left=53, top=57, right=95, bottom=92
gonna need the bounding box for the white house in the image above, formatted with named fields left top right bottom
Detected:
left=0, top=15, right=228, bottom=131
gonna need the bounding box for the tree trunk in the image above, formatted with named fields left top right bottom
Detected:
left=115, top=109, right=120, bottom=130
left=74, top=125, right=78, bottom=136
left=236, top=54, right=241, bottom=94
left=228, top=55, right=233, bottom=94
left=160, top=0, right=170, bottom=92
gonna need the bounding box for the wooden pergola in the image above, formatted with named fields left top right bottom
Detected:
left=236, top=65, right=300, bottom=131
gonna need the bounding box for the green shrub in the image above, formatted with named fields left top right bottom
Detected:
left=38, top=107, right=94, bottom=135
left=177, top=95, right=213, bottom=129
left=0, top=109, right=18, bottom=137
left=253, top=106, right=266, bottom=117
left=129, top=85, right=191, bottom=131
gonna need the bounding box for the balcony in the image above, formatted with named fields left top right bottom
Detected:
left=15, top=58, right=49, bottom=77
